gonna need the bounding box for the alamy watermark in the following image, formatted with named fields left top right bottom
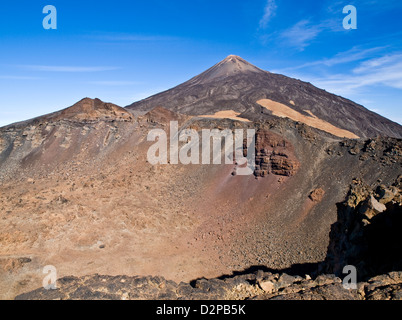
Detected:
left=147, top=121, right=256, bottom=176
left=343, top=5, right=357, bottom=30
left=42, top=265, right=57, bottom=290
left=43, top=5, right=57, bottom=30
left=41, top=5, right=356, bottom=31
left=342, top=265, right=357, bottom=290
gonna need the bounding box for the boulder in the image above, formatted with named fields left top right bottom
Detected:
left=359, top=195, right=386, bottom=220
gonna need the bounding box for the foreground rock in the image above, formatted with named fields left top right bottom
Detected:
left=15, top=271, right=402, bottom=300
left=323, top=176, right=402, bottom=280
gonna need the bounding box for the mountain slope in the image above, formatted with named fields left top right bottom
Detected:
left=126, top=55, right=402, bottom=139
left=1, top=96, right=401, bottom=299
left=1, top=57, right=402, bottom=300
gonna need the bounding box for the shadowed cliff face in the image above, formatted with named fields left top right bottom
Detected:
left=324, top=177, right=402, bottom=281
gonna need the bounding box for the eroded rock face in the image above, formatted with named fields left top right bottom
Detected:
left=323, top=177, right=402, bottom=281
left=254, top=129, right=300, bottom=177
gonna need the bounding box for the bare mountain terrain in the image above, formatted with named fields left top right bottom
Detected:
left=127, top=55, right=402, bottom=139
left=0, top=56, right=401, bottom=300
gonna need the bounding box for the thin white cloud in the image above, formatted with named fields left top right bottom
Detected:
left=259, top=0, right=277, bottom=29
left=361, top=0, right=401, bottom=10
left=274, top=12, right=346, bottom=50
left=258, top=2, right=343, bottom=48
left=353, top=54, right=402, bottom=73
left=281, top=47, right=386, bottom=71
left=17, top=65, right=119, bottom=72
left=325, top=0, right=346, bottom=14
left=288, top=53, right=402, bottom=96
left=87, top=81, right=143, bottom=86
left=279, top=20, right=323, bottom=50
left=0, top=75, right=44, bottom=80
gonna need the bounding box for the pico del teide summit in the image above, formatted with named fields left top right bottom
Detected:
left=127, top=55, right=402, bottom=139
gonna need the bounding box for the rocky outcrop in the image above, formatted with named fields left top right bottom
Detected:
left=1, top=257, right=32, bottom=273
left=254, top=129, right=300, bottom=177
left=323, top=177, right=402, bottom=281
left=15, top=270, right=402, bottom=300
left=336, top=137, right=402, bottom=166
left=145, top=106, right=190, bottom=126
left=58, top=98, right=133, bottom=123
left=0, top=98, right=136, bottom=182
left=309, top=188, right=326, bottom=202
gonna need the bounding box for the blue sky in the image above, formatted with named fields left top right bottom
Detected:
left=1, top=0, right=402, bottom=127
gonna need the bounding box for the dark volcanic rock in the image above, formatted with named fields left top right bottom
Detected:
left=323, top=177, right=402, bottom=281
left=15, top=271, right=402, bottom=301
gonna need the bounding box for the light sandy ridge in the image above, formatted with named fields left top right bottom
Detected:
left=257, top=99, right=359, bottom=139
left=199, top=110, right=251, bottom=122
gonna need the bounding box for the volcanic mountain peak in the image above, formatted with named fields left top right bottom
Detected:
left=58, top=97, right=133, bottom=122
left=0, top=98, right=134, bottom=130
left=222, top=54, right=256, bottom=65
left=65, top=97, right=116, bottom=113
left=127, top=56, right=402, bottom=139
left=189, top=55, right=266, bottom=84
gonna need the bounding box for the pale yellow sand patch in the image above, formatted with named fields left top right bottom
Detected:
left=304, top=110, right=317, bottom=118
left=199, top=110, right=251, bottom=122
left=257, top=99, right=359, bottom=139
